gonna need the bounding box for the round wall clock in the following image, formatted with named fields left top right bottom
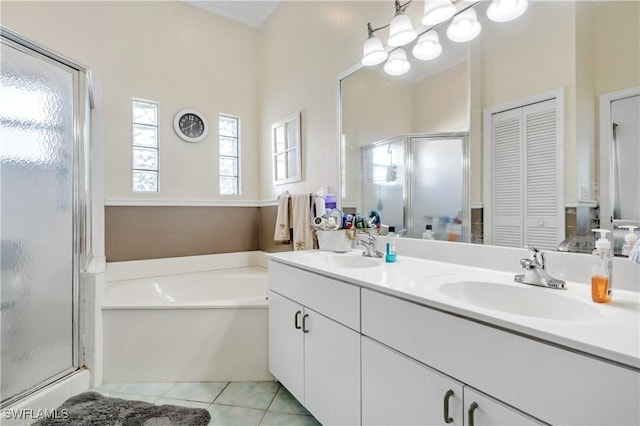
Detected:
left=174, top=109, right=208, bottom=143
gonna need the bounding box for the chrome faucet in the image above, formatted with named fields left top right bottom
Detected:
left=356, top=232, right=384, bottom=258
left=514, top=247, right=565, bottom=289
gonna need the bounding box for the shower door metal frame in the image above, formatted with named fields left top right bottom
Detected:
left=361, top=132, right=470, bottom=240
left=406, top=133, right=470, bottom=241
left=1, top=26, right=93, bottom=408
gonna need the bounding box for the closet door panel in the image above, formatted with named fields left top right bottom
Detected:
left=490, top=108, right=523, bottom=248
left=523, top=98, right=563, bottom=250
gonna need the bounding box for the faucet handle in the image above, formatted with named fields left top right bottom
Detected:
left=526, top=246, right=545, bottom=268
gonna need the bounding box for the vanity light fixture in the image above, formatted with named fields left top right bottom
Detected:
left=388, top=0, right=417, bottom=47
left=412, top=30, right=443, bottom=61
left=362, top=0, right=529, bottom=74
left=383, top=48, right=411, bottom=76
left=422, top=0, right=456, bottom=26
left=446, top=8, right=482, bottom=42
left=362, top=23, right=390, bottom=66
left=487, top=0, right=528, bottom=22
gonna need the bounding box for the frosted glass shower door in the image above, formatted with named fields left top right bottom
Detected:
left=361, top=139, right=406, bottom=231
left=1, top=40, right=78, bottom=404
left=409, top=136, right=466, bottom=239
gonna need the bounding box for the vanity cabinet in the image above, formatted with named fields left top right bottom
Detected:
left=362, top=337, right=538, bottom=426
left=361, top=288, right=640, bottom=425
left=362, top=336, right=464, bottom=425
left=268, top=261, right=360, bottom=425
left=269, top=258, right=639, bottom=426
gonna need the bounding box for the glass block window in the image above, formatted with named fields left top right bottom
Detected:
left=131, top=99, right=158, bottom=193
left=219, top=114, right=240, bottom=195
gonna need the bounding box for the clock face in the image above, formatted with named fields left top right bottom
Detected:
left=174, top=109, right=208, bottom=142
left=179, top=113, right=205, bottom=138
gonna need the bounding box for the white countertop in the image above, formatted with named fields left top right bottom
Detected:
left=268, top=249, right=640, bottom=369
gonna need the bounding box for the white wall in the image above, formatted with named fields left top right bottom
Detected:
left=258, top=1, right=390, bottom=202
left=1, top=1, right=260, bottom=202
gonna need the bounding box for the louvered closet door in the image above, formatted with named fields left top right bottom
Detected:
left=523, top=99, right=562, bottom=250
left=491, top=108, right=524, bottom=247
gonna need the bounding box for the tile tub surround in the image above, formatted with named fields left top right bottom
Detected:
left=92, top=381, right=319, bottom=425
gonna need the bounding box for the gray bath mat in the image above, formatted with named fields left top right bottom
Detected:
left=33, top=391, right=211, bottom=426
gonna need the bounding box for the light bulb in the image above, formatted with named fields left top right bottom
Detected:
left=422, top=0, right=456, bottom=26
left=447, top=8, right=482, bottom=42
left=362, top=35, right=388, bottom=66
left=412, top=30, right=442, bottom=61
left=384, top=48, right=411, bottom=76
left=388, top=12, right=417, bottom=47
left=487, top=0, right=528, bottom=22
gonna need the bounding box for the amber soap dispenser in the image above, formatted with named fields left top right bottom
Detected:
left=591, top=229, right=613, bottom=303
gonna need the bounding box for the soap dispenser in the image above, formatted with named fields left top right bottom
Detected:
left=591, top=229, right=613, bottom=304
left=620, top=226, right=639, bottom=257
left=385, top=226, right=397, bottom=263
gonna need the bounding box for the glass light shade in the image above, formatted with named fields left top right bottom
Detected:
left=388, top=13, right=417, bottom=47
left=383, top=48, right=411, bottom=76
left=487, top=0, right=528, bottom=22
left=422, top=0, right=456, bottom=26
left=361, top=35, right=388, bottom=66
left=447, top=8, right=482, bottom=43
left=412, top=30, right=442, bottom=61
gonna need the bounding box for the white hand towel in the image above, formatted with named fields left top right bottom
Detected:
left=274, top=194, right=290, bottom=243
left=291, top=193, right=314, bottom=251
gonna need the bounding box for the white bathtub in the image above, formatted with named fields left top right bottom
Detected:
left=102, top=252, right=272, bottom=383
left=106, top=267, right=268, bottom=308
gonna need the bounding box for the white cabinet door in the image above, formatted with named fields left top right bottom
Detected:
left=305, top=308, right=361, bottom=426
left=362, top=337, right=464, bottom=426
left=268, top=290, right=304, bottom=402
left=464, top=388, right=541, bottom=426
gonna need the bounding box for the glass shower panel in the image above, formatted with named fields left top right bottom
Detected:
left=361, top=139, right=405, bottom=231
left=409, top=137, right=464, bottom=239
left=1, top=41, right=76, bottom=403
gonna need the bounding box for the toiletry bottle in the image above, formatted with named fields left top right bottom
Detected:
left=620, top=226, right=639, bottom=257
left=386, top=226, right=397, bottom=263
left=422, top=224, right=434, bottom=240
left=591, top=229, right=613, bottom=304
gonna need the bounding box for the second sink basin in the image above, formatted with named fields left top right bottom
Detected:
left=437, top=281, right=601, bottom=321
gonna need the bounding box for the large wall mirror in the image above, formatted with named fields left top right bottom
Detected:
left=340, top=0, right=639, bottom=254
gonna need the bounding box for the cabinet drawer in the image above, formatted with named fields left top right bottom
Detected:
left=269, top=260, right=360, bottom=331
left=362, top=288, right=640, bottom=425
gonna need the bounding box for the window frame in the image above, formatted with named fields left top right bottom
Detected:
left=131, top=98, right=159, bottom=193
left=219, top=113, right=241, bottom=196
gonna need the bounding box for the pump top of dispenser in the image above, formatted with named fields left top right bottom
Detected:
left=592, top=229, right=611, bottom=250
left=620, top=226, right=639, bottom=245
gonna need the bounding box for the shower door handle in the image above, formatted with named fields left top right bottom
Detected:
left=294, top=310, right=302, bottom=329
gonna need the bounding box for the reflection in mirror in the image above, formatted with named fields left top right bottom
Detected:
left=340, top=0, right=639, bottom=255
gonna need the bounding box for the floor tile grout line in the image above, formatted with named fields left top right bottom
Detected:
left=257, top=382, right=282, bottom=425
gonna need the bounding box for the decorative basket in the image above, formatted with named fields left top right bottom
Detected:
left=315, top=229, right=355, bottom=252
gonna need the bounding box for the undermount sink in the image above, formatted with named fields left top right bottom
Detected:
left=309, top=254, right=382, bottom=269
left=438, top=281, right=602, bottom=321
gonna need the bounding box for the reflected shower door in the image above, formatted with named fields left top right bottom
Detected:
left=409, top=136, right=466, bottom=240
left=361, top=139, right=406, bottom=231
left=1, top=39, right=78, bottom=405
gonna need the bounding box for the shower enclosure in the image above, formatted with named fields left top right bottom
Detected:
left=1, top=28, right=92, bottom=407
left=361, top=133, right=469, bottom=240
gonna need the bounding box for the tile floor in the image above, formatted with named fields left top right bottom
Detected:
left=92, top=381, right=320, bottom=425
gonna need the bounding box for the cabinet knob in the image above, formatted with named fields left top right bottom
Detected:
left=443, top=389, right=455, bottom=424
left=294, top=310, right=302, bottom=329
left=468, top=402, right=479, bottom=426
left=302, top=313, right=310, bottom=333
